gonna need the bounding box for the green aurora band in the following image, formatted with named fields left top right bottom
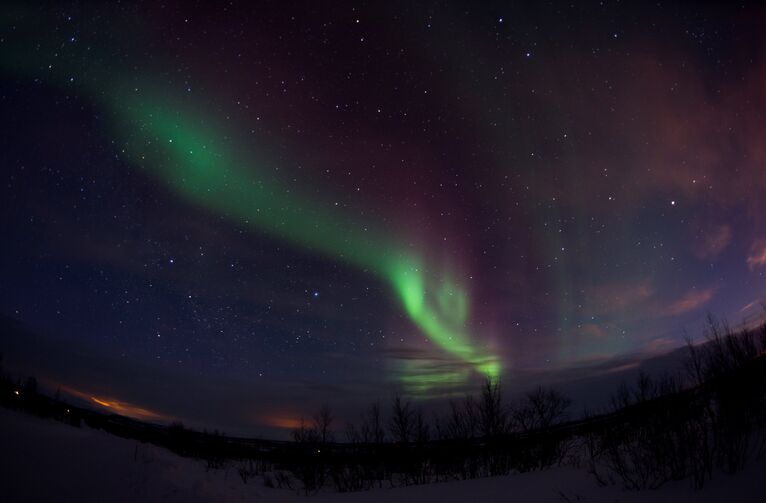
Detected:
left=110, top=84, right=500, bottom=389
left=0, top=9, right=500, bottom=389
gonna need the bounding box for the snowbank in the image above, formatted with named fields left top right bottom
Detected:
left=0, top=408, right=761, bottom=502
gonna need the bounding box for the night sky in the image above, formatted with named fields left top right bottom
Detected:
left=1, top=1, right=765, bottom=437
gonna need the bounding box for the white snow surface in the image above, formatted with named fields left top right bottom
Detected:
left=0, top=407, right=762, bottom=502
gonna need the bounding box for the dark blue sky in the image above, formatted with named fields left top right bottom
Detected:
left=1, top=1, right=764, bottom=437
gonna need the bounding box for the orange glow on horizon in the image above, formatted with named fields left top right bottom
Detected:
left=259, top=414, right=303, bottom=430
left=90, top=397, right=112, bottom=407
left=86, top=394, right=170, bottom=422
left=58, top=385, right=171, bottom=422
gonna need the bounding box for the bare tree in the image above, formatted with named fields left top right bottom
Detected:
left=414, top=408, right=430, bottom=443
left=389, top=394, right=414, bottom=444
left=514, top=387, right=571, bottom=432
left=634, top=371, right=656, bottom=403
left=345, top=421, right=360, bottom=444
left=684, top=331, right=706, bottom=387
left=313, top=404, right=334, bottom=444
left=479, top=377, right=507, bottom=437
left=446, top=395, right=479, bottom=439
left=292, top=417, right=319, bottom=443
left=359, top=402, right=385, bottom=444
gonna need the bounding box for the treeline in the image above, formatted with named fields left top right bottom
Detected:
left=584, top=316, right=766, bottom=489
left=1, top=318, right=765, bottom=495
left=281, top=380, right=574, bottom=493
left=246, top=318, right=766, bottom=493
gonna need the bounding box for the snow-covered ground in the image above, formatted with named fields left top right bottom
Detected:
left=0, top=407, right=762, bottom=502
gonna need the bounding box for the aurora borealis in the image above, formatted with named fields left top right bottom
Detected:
left=1, top=1, right=765, bottom=436
left=112, top=83, right=500, bottom=385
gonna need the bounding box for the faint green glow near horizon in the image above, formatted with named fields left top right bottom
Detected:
left=112, top=85, right=501, bottom=390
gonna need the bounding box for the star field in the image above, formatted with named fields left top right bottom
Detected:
left=0, top=0, right=764, bottom=434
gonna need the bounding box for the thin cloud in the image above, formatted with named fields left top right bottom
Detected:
left=588, top=281, right=654, bottom=314
left=693, top=224, right=732, bottom=261
left=747, top=241, right=766, bottom=270
left=665, top=287, right=716, bottom=316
